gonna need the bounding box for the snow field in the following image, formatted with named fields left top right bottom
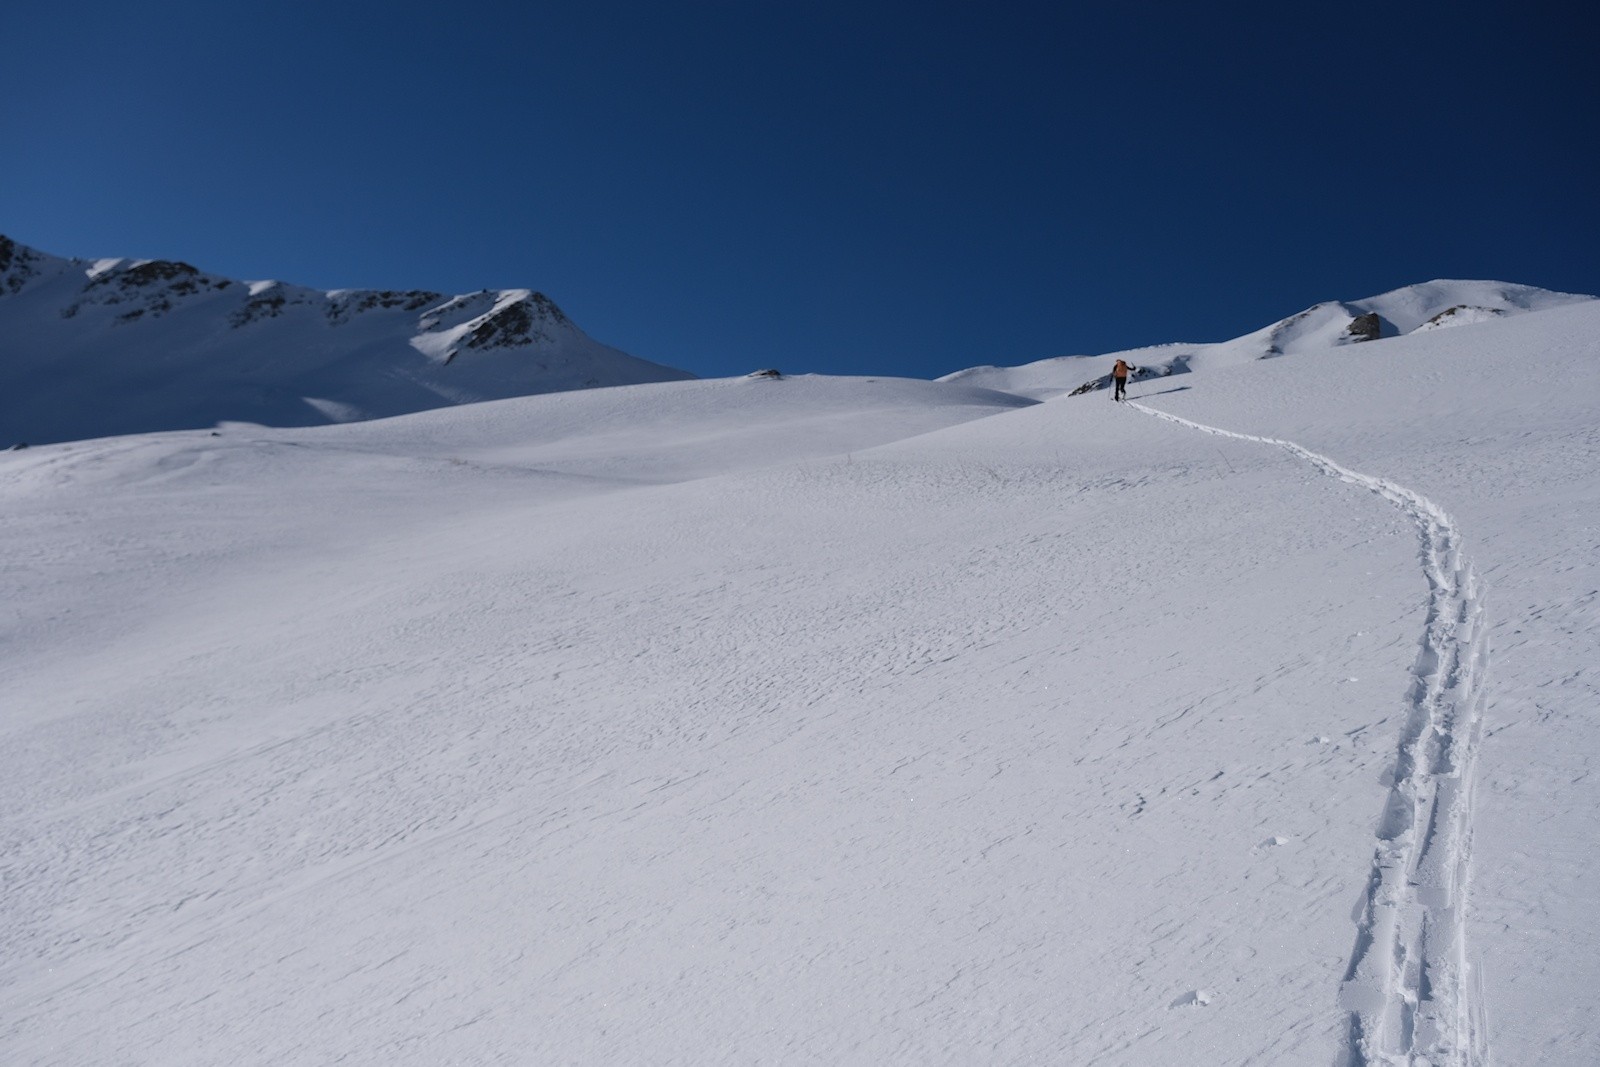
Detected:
left=1128, top=400, right=1488, bottom=1066
left=4, top=378, right=1420, bottom=1063
left=3, top=300, right=1599, bottom=1063
left=1123, top=300, right=1600, bottom=1066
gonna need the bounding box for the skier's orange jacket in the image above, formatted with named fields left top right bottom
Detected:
left=1113, top=359, right=1131, bottom=380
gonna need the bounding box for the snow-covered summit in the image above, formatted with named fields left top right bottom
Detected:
left=941, top=278, right=1595, bottom=398
left=0, top=235, right=693, bottom=446
left=1197, top=279, right=1591, bottom=368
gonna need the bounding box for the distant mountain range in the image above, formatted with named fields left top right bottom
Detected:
left=0, top=235, right=693, bottom=446
left=942, top=279, right=1596, bottom=399
left=5, top=232, right=1596, bottom=446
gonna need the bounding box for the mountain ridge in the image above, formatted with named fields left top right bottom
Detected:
left=0, top=234, right=693, bottom=446
left=941, top=278, right=1596, bottom=399
left=7, top=231, right=1597, bottom=445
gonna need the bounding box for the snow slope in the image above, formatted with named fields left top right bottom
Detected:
left=3, top=299, right=1598, bottom=1064
left=0, top=235, right=693, bottom=446
left=941, top=279, right=1594, bottom=399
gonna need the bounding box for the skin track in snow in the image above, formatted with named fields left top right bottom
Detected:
left=11, top=302, right=1598, bottom=1065
left=1126, top=400, right=1488, bottom=1067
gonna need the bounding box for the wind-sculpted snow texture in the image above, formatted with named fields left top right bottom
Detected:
left=4, top=300, right=1599, bottom=1064
left=1130, top=401, right=1487, bottom=1066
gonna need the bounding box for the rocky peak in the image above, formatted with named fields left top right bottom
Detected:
left=462, top=292, right=570, bottom=352
left=228, top=281, right=321, bottom=327
left=115, top=259, right=204, bottom=287
left=409, top=290, right=578, bottom=365
left=418, top=290, right=500, bottom=332
left=64, top=257, right=233, bottom=323
left=0, top=234, right=51, bottom=296
left=325, top=289, right=443, bottom=325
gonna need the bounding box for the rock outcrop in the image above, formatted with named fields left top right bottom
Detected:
left=1345, top=311, right=1382, bottom=342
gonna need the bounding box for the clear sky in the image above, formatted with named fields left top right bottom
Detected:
left=4, top=0, right=1595, bottom=380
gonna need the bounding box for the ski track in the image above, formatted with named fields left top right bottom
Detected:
left=1127, top=400, right=1489, bottom=1067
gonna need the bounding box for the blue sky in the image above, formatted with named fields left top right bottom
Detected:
left=4, top=0, right=1594, bottom=379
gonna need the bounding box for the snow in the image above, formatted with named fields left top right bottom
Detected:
left=407, top=290, right=546, bottom=366
left=1128, top=399, right=1488, bottom=1060
left=940, top=279, right=1595, bottom=396
left=1414, top=306, right=1508, bottom=332
left=1348, top=279, right=1584, bottom=333
left=3, top=283, right=1599, bottom=1064
left=0, top=237, right=694, bottom=447
left=86, top=258, right=125, bottom=279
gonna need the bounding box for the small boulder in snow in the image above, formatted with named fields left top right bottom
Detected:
left=1345, top=312, right=1382, bottom=342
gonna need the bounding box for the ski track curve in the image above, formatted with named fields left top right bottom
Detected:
left=1127, top=400, right=1489, bottom=1067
